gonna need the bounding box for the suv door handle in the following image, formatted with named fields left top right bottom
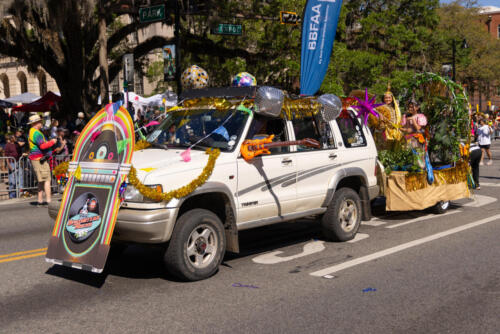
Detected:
left=281, top=158, right=293, bottom=165
left=329, top=153, right=338, bottom=159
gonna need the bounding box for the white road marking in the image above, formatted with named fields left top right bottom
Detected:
left=347, top=233, right=369, bottom=243
left=462, top=194, right=497, bottom=207
left=363, top=219, right=387, bottom=227
left=385, top=210, right=461, bottom=229
left=479, top=182, right=500, bottom=187
left=310, top=214, right=500, bottom=277
left=252, top=240, right=325, bottom=264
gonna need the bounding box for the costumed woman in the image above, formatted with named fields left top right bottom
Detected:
left=401, top=96, right=427, bottom=146
left=401, top=96, right=428, bottom=169
left=369, top=84, right=403, bottom=149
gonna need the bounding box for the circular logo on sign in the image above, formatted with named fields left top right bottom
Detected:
left=65, top=193, right=102, bottom=243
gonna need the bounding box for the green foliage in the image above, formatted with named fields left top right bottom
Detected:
left=378, top=147, right=421, bottom=174
left=402, top=72, right=470, bottom=164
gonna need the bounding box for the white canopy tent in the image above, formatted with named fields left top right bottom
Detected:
left=4, top=92, right=41, bottom=104
left=128, top=91, right=177, bottom=110
left=98, top=91, right=177, bottom=116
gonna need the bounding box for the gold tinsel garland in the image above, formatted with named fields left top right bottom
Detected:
left=53, top=161, right=69, bottom=176
left=179, top=97, right=324, bottom=120
left=134, top=139, right=152, bottom=151
left=404, top=161, right=469, bottom=191
left=53, top=147, right=221, bottom=202
left=127, top=148, right=220, bottom=202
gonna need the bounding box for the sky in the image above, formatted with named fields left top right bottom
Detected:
left=440, top=0, right=500, bottom=6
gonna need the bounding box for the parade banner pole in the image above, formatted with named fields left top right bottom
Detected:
left=300, top=0, right=343, bottom=96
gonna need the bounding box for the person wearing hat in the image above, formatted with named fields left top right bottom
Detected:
left=28, top=114, right=57, bottom=206
left=75, top=112, right=85, bottom=132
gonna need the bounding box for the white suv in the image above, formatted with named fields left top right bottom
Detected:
left=49, top=86, right=379, bottom=281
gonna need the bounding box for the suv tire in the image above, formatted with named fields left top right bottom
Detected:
left=322, top=187, right=361, bottom=241
left=433, top=201, right=450, bottom=214
left=164, top=209, right=226, bottom=281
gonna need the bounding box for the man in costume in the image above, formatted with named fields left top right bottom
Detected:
left=28, top=114, right=57, bottom=206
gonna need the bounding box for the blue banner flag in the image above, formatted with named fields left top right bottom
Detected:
left=300, top=0, right=343, bottom=96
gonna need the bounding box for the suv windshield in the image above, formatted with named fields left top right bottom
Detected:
left=146, top=107, right=249, bottom=151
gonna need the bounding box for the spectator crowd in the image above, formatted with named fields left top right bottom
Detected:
left=0, top=103, right=167, bottom=199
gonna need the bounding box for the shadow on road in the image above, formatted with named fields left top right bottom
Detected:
left=45, top=265, right=108, bottom=288
left=45, top=244, right=182, bottom=286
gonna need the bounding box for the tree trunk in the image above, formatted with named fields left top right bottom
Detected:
left=98, top=0, right=109, bottom=106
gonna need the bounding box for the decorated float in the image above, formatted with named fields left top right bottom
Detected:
left=364, top=72, right=471, bottom=212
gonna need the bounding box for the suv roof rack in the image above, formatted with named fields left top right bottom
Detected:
left=180, top=86, right=258, bottom=100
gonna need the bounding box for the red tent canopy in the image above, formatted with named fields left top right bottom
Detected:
left=12, top=91, right=61, bottom=112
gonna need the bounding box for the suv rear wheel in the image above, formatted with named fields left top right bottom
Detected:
left=164, top=209, right=226, bottom=281
left=322, top=187, right=361, bottom=241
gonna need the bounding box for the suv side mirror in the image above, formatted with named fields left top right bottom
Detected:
left=254, top=86, right=284, bottom=118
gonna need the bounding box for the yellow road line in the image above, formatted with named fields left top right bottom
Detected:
left=0, top=247, right=48, bottom=259
left=0, top=251, right=46, bottom=264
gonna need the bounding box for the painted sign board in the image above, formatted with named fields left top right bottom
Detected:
left=46, top=103, right=135, bottom=273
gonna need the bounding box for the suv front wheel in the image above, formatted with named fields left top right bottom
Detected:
left=164, top=209, right=226, bottom=281
left=321, top=187, right=361, bottom=241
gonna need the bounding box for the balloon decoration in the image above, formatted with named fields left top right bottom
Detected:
left=231, top=72, right=257, bottom=87
left=181, top=65, right=209, bottom=89
left=351, top=88, right=384, bottom=125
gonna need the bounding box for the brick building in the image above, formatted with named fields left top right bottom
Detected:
left=468, top=6, right=500, bottom=113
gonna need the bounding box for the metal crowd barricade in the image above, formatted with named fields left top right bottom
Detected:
left=0, top=154, right=74, bottom=201
left=18, top=155, right=37, bottom=194
left=0, top=156, right=19, bottom=200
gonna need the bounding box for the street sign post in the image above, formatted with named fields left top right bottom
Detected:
left=163, top=44, right=176, bottom=82
left=123, top=53, right=134, bottom=90
left=211, top=23, right=242, bottom=36
left=139, top=4, right=165, bottom=23
left=280, top=11, right=300, bottom=25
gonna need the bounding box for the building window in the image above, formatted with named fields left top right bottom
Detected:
left=38, top=71, right=47, bottom=96
left=498, top=24, right=500, bottom=39
left=17, top=71, right=28, bottom=93
left=134, top=72, right=144, bottom=96
left=110, top=75, right=120, bottom=94
left=0, top=73, right=10, bottom=98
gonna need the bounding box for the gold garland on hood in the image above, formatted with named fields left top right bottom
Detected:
left=127, top=148, right=220, bottom=202
left=53, top=147, right=221, bottom=202
left=53, top=161, right=69, bottom=176
left=134, top=139, right=152, bottom=151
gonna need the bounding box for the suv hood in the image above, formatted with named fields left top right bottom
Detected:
left=131, top=148, right=218, bottom=184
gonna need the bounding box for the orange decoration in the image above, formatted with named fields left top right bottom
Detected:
left=240, top=135, right=275, bottom=161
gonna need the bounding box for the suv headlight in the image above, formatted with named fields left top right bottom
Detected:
left=123, top=184, right=163, bottom=203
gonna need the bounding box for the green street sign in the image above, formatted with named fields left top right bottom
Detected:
left=139, top=5, right=165, bottom=23
left=211, top=23, right=242, bottom=36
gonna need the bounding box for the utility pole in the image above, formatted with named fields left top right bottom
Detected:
left=452, top=40, right=456, bottom=82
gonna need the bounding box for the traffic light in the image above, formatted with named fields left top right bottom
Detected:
left=280, top=11, right=300, bottom=25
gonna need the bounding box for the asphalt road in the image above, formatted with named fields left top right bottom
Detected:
left=1, top=148, right=500, bottom=333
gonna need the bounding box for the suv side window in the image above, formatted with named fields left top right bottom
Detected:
left=246, top=115, right=289, bottom=153
left=292, top=115, right=335, bottom=151
left=336, top=112, right=367, bottom=148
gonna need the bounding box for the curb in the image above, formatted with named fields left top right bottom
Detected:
left=0, top=194, right=62, bottom=206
